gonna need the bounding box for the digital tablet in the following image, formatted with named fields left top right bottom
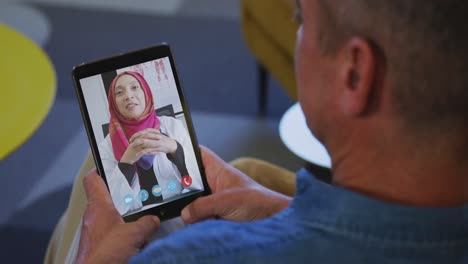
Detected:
left=72, top=43, right=210, bottom=222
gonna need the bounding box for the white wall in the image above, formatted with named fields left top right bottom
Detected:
left=80, top=75, right=109, bottom=143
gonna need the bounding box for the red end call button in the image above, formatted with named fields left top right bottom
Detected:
left=181, top=175, right=192, bottom=188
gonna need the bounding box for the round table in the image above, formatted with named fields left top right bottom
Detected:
left=0, top=24, right=56, bottom=160
left=279, top=103, right=331, bottom=169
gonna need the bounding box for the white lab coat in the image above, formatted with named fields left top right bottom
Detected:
left=98, top=116, right=203, bottom=216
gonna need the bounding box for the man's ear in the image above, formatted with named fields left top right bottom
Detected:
left=338, top=37, right=377, bottom=117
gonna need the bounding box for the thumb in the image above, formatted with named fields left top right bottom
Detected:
left=199, top=146, right=225, bottom=190
left=126, top=216, right=160, bottom=249
left=83, top=169, right=113, bottom=206
left=181, top=191, right=235, bottom=224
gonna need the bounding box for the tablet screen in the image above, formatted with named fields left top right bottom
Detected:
left=78, top=57, right=205, bottom=217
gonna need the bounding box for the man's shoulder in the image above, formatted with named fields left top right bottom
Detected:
left=146, top=220, right=257, bottom=253
left=130, top=214, right=310, bottom=263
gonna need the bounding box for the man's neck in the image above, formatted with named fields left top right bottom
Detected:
left=329, top=127, right=468, bottom=207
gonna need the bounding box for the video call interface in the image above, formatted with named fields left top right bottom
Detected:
left=79, top=57, right=204, bottom=217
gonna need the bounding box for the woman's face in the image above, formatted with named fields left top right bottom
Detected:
left=114, top=74, right=146, bottom=120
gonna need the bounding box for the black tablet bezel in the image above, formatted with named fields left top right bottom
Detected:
left=72, top=43, right=211, bottom=222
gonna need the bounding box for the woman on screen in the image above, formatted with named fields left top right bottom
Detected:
left=98, top=71, right=202, bottom=216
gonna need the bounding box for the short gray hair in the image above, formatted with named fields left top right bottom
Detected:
left=317, top=0, right=468, bottom=129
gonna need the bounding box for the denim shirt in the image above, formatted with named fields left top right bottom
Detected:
left=131, top=169, right=468, bottom=264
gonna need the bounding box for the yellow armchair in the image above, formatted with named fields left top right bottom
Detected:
left=241, top=0, right=300, bottom=114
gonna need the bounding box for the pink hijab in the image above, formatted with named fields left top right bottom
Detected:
left=108, top=71, right=160, bottom=170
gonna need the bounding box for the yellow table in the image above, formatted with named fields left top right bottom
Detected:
left=0, top=23, right=56, bottom=160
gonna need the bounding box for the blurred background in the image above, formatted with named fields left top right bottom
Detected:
left=0, top=0, right=306, bottom=262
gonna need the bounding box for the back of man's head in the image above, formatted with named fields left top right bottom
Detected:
left=317, top=0, right=468, bottom=132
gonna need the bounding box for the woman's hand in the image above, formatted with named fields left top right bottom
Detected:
left=76, top=170, right=160, bottom=264
left=181, top=146, right=292, bottom=224
left=120, top=128, right=178, bottom=164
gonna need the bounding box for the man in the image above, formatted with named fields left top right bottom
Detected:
left=65, top=0, right=468, bottom=263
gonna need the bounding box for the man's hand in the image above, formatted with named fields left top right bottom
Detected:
left=76, top=170, right=160, bottom=264
left=181, top=146, right=292, bottom=224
